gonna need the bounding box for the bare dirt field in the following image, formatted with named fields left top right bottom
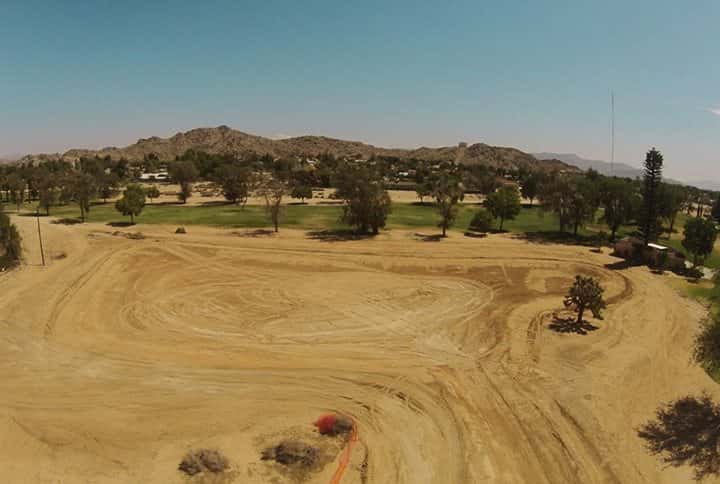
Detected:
left=0, top=217, right=717, bottom=483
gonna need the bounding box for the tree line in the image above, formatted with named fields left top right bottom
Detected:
left=2, top=148, right=720, bottom=245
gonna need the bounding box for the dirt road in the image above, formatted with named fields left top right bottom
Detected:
left=0, top=217, right=715, bottom=483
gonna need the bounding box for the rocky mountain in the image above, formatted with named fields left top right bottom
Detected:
left=51, top=126, right=578, bottom=172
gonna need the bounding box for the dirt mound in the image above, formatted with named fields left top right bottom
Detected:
left=178, top=449, right=229, bottom=476
left=261, top=440, right=319, bottom=468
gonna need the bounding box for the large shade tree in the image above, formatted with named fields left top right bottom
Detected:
left=682, top=217, right=718, bottom=267
left=600, top=177, right=637, bottom=241
left=335, top=164, right=391, bottom=234
left=484, top=185, right=521, bottom=230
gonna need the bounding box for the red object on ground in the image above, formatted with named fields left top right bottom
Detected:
left=314, top=414, right=338, bottom=435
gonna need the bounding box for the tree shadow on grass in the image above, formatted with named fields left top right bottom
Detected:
left=106, top=221, right=135, bottom=228
left=200, top=200, right=235, bottom=207
left=306, top=229, right=376, bottom=242
left=51, top=217, right=83, bottom=225
left=155, top=201, right=186, bottom=206
left=464, top=231, right=488, bottom=239
left=604, top=259, right=637, bottom=271
left=515, top=231, right=598, bottom=247
left=231, top=229, right=275, bottom=238
left=548, top=316, right=599, bottom=335
left=638, top=394, right=720, bottom=480
left=413, top=232, right=444, bottom=242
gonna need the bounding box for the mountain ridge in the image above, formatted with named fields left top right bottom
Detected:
left=21, top=126, right=578, bottom=173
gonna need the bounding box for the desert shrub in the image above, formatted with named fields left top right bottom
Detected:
left=564, top=275, right=606, bottom=324
left=178, top=448, right=229, bottom=476
left=468, top=208, right=494, bottom=233
left=261, top=440, right=319, bottom=468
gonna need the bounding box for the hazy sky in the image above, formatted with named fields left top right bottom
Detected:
left=1, top=0, right=718, bottom=181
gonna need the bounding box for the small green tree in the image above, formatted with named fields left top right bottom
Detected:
left=415, top=180, right=433, bottom=205
left=484, top=186, right=521, bottom=230
left=694, top=317, right=720, bottom=377
left=70, top=172, right=97, bottom=222
left=433, top=173, right=464, bottom=237
left=35, top=169, right=58, bottom=215
left=520, top=173, right=540, bottom=206
left=215, top=164, right=250, bottom=206
left=538, top=176, right=574, bottom=232
left=335, top=164, right=391, bottom=234
left=6, top=173, right=25, bottom=212
left=115, top=184, right=146, bottom=224
left=711, top=195, right=720, bottom=222
left=0, top=209, right=22, bottom=264
left=291, top=184, right=313, bottom=203
left=600, top=177, right=638, bottom=241
left=169, top=161, right=198, bottom=204
left=468, top=208, right=494, bottom=233
left=145, top=185, right=160, bottom=203
left=682, top=217, right=718, bottom=267
left=258, top=176, right=288, bottom=232
left=564, top=275, right=606, bottom=325
left=97, top=173, right=120, bottom=203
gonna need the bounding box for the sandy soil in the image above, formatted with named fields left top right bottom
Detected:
left=0, top=217, right=716, bottom=483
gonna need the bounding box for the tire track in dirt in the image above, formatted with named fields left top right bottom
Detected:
left=0, top=220, right=713, bottom=483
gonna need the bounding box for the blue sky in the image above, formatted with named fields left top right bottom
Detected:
left=1, top=0, right=718, bottom=181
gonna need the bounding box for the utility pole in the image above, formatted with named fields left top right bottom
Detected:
left=36, top=208, right=45, bottom=266
left=610, top=91, right=615, bottom=175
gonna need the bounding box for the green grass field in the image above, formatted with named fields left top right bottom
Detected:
left=25, top=201, right=566, bottom=233
left=14, top=199, right=720, bottom=267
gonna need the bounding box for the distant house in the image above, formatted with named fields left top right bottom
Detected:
left=614, top=236, right=686, bottom=271
left=139, top=170, right=169, bottom=182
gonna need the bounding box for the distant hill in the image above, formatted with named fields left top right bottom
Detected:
left=533, top=152, right=644, bottom=180
left=532, top=152, right=720, bottom=191
left=21, top=126, right=578, bottom=173
left=0, top=154, right=23, bottom=165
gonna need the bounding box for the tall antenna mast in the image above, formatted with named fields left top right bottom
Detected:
left=611, top=91, right=615, bottom=175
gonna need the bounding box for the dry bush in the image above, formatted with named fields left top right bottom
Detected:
left=178, top=448, right=229, bottom=476
left=175, top=227, right=187, bottom=234
left=261, top=440, right=319, bottom=468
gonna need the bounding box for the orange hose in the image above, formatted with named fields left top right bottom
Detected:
left=329, top=421, right=358, bottom=484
